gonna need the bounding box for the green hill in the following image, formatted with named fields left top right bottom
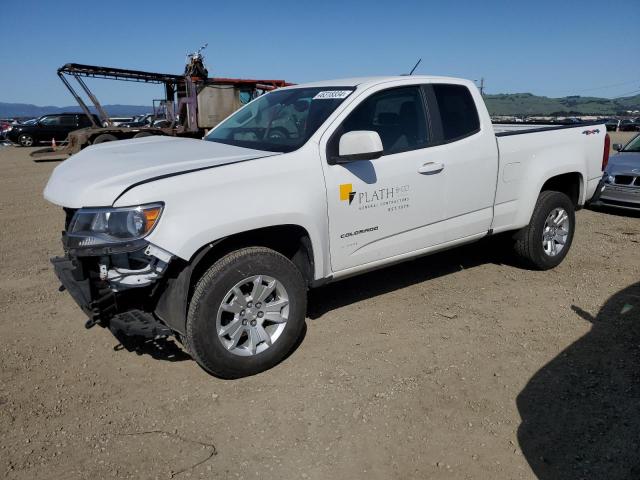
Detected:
left=484, top=93, right=640, bottom=116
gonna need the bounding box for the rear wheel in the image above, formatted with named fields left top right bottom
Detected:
left=186, top=247, right=307, bottom=378
left=92, top=133, right=118, bottom=144
left=133, top=132, right=154, bottom=139
left=18, top=134, right=35, bottom=147
left=513, top=191, right=575, bottom=270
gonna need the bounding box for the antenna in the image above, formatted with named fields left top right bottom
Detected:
left=408, top=58, right=422, bottom=76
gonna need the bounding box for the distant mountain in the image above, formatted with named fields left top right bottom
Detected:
left=0, top=102, right=152, bottom=119
left=484, top=93, right=640, bottom=116
left=3, top=92, right=640, bottom=119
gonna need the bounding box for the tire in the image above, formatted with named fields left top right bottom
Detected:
left=513, top=191, right=575, bottom=270
left=133, top=132, right=154, bottom=139
left=186, top=247, right=307, bottom=378
left=92, top=133, right=118, bottom=144
left=18, top=134, right=35, bottom=147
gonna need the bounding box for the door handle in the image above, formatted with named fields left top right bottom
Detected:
left=418, top=162, right=444, bottom=175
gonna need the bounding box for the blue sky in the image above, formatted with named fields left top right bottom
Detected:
left=1, top=0, right=639, bottom=106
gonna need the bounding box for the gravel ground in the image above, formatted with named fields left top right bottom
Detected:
left=1, top=135, right=639, bottom=480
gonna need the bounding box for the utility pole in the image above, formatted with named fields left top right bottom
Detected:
left=479, top=77, right=485, bottom=96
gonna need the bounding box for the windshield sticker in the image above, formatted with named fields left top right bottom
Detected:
left=313, top=90, right=352, bottom=100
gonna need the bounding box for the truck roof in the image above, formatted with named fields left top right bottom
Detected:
left=281, top=75, right=472, bottom=89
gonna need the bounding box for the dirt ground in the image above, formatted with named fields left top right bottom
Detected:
left=1, top=133, right=639, bottom=480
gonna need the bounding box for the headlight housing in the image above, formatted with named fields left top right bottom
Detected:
left=67, top=203, right=163, bottom=248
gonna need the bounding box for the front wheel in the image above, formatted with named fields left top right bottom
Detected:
left=18, top=134, right=35, bottom=147
left=186, top=247, right=307, bottom=378
left=513, top=191, right=575, bottom=270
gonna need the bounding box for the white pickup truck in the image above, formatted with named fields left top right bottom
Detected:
left=44, top=75, right=610, bottom=378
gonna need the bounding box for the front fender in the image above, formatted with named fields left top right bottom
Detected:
left=114, top=145, right=330, bottom=281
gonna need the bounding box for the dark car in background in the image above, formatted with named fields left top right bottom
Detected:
left=5, top=113, right=100, bottom=147
left=604, top=118, right=620, bottom=131
left=0, top=118, right=18, bottom=138
left=618, top=119, right=640, bottom=132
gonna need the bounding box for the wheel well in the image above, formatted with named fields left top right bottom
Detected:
left=153, top=225, right=315, bottom=334
left=540, top=172, right=582, bottom=207
left=190, top=225, right=315, bottom=291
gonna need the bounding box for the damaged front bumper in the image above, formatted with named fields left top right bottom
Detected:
left=52, top=237, right=177, bottom=338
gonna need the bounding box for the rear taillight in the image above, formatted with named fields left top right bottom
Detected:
left=602, top=133, right=610, bottom=171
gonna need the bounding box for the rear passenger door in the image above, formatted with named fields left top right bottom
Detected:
left=36, top=115, right=61, bottom=142
left=422, top=83, right=499, bottom=242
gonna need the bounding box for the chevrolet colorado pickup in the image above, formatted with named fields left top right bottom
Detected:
left=44, top=76, right=610, bottom=378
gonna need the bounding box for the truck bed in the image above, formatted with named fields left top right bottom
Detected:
left=491, top=121, right=606, bottom=235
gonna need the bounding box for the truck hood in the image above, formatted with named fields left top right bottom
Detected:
left=44, top=136, right=279, bottom=208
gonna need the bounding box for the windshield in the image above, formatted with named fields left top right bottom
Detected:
left=622, top=134, right=640, bottom=152
left=205, top=87, right=354, bottom=153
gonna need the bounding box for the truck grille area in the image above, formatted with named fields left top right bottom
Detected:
left=613, top=175, right=640, bottom=187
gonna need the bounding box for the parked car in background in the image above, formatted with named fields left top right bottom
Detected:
left=618, top=119, right=640, bottom=132
left=604, top=118, right=620, bottom=131
left=119, top=114, right=155, bottom=128
left=103, top=117, right=133, bottom=127
left=0, top=119, right=16, bottom=138
left=5, top=113, right=100, bottom=146
left=591, top=133, right=640, bottom=211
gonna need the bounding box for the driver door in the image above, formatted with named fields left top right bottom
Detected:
left=320, top=85, right=446, bottom=272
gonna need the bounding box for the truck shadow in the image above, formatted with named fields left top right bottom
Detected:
left=111, top=333, right=191, bottom=362
left=589, top=205, right=640, bottom=219
left=517, top=281, right=640, bottom=479
left=308, top=234, right=518, bottom=319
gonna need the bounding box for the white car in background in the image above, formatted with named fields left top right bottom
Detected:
left=103, top=117, right=133, bottom=127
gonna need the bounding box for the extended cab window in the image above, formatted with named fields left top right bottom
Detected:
left=431, top=84, right=480, bottom=141
left=340, top=86, right=428, bottom=155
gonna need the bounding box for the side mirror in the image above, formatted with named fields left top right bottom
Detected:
left=336, top=130, right=383, bottom=163
left=613, top=143, right=623, bottom=151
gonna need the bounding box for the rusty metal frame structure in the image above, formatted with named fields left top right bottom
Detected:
left=57, top=62, right=292, bottom=129
left=57, top=63, right=185, bottom=128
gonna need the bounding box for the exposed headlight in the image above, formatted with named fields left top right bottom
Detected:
left=603, top=174, right=615, bottom=184
left=67, top=203, right=163, bottom=248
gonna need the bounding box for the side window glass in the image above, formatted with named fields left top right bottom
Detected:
left=432, top=84, right=480, bottom=141
left=39, top=116, right=61, bottom=126
left=342, top=87, right=429, bottom=155
left=77, top=115, right=92, bottom=127
left=59, top=116, right=76, bottom=126
left=342, top=86, right=429, bottom=155
left=239, top=90, right=253, bottom=104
